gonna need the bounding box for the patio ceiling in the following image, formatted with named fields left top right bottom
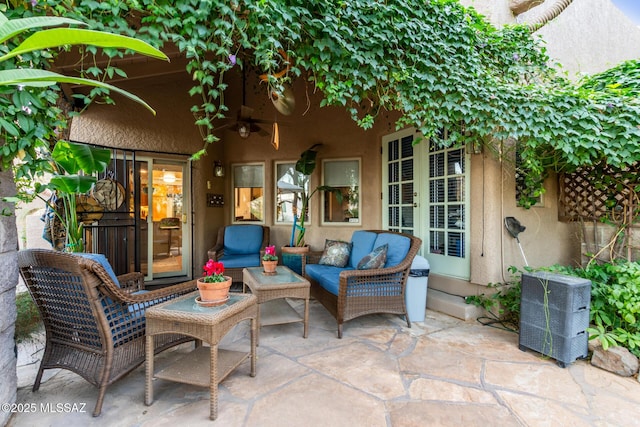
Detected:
left=52, top=44, right=191, bottom=102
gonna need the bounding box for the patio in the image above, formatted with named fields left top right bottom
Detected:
left=8, top=299, right=640, bottom=427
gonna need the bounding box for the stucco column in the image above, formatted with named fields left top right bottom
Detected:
left=0, top=168, right=18, bottom=427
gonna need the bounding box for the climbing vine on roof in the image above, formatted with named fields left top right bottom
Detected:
left=4, top=0, right=640, bottom=208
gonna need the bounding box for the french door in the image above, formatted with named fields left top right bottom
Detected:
left=382, top=128, right=470, bottom=279
left=135, top=157, right=191, bottom=281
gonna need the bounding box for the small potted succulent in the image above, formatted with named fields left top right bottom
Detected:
left=262, top=245, right=278, bottom=274
left=197, top=260, right=231, bottom=304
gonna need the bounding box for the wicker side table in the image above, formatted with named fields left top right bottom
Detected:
left=144, top=291, right=257, bottom=420
left=243, top=266, right=310, bottom=344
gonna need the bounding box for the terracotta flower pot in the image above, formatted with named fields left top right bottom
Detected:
left=197, top=276, right=232, bottom=302
left=262, top=260, right=278, bottom=273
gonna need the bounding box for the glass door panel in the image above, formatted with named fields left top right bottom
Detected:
left=151, top=161, right=186, bottom=277
left=134, top=158, right=189, bottom=280
left=382, top=129, right=418, bottom=236
left=423, top=136, right=469, bottom=279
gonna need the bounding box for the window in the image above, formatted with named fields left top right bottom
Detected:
left=322, top=159, right=360, bottom=224
left=233, top=163, right=264, bottom=222
left=275, top=161, right=308, bottom=223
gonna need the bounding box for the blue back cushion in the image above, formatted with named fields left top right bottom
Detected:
left=224, top=225, right=264, bottom=255
left=372, top=233, right=410, bottom=267
left=349, top=231, right=378, bottom=269
left=76, top=253, right=119, bottom=286
left=220, top=253, right=261, bottom=268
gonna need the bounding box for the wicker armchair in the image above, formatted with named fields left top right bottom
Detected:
left=304, top=230, right=422, bottom=338
left=207, top=225, right=270, bottom=283
left=17, top=249, right=197, bottom=417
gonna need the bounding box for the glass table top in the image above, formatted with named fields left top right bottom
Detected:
left=245, top=266, right=306, bottom=284
left=161, top=293, right=246, bottom=314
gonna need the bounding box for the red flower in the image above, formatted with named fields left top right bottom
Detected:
left=202, top=259, right=226, bottom=283
left=262, top=245, right=278, bottom=261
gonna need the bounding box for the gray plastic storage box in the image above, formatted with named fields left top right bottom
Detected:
left=405, top=256, right=430, bottom=322
left=519, top=271, right=591, bottom=368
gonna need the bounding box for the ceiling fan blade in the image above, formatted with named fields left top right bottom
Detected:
left=215, top=123, right=234, bottom=131
left=252, top=118, right=273, bottom=124
left=239, top=105, right=254, bottom=120
left=250, top=123, right=270, bottom=136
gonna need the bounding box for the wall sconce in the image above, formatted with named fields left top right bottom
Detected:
left=213, top=161, right=225, bottom=177
left=237, top=122, right=251, bottom=139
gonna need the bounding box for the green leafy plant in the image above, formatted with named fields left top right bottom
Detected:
left=289, top=144, right=343, bottom=247
left=41, top=141, right=111, bottom=252
left=549, top=261, right=640, bottom=357
left=0, top=8, right=168, bottom=250
left=465, top=266, right=522, bottom=331
left=29, top=0, right=640, bottom=208
left=586, top=324, right=619, bottom=351
left=14, top=291, right=41, bottom=343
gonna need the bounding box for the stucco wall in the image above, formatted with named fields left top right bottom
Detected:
left=519, top=0, right=640, bottom=77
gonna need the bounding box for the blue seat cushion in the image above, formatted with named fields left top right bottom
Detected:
left=76, top=253, right=119, bottom=286
left=220, top=253, right=261, bottom=269
left=348, top=231, right=378, bottom=269
left=107, top=301, right=147, bottom=346
left=306, top=264, right=354, bottom=296
left=372, top=233, right=411, bottom=267
left=223, top=225, right=264, bottom=255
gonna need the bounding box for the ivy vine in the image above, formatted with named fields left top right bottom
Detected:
left=2, top=0, right=639, bottom=211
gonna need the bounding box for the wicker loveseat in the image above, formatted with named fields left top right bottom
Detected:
left=17, top=249, right=197, bottom=417
left=207, top=224, right=270, bottom=283
left=304, top=230, right=422, bottom=338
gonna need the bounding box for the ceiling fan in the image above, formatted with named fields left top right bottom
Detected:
left=226, top=105, right=271, bottom=139
left=220, top=60, right=295, bottom=149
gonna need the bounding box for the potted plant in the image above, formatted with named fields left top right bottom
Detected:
left=281, top=144, right=342, bottom=274
left=197, top=260, right=232, bottom=304
left=38, top=141, right=111, bottom=252
left=288, top=144, right=343, bottom=247
left=262, top=245, right=278, bottom=274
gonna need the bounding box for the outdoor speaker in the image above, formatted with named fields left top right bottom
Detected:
left=518, top=271, right=591, bottom=368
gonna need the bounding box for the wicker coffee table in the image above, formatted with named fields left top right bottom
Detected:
left=145, top=291, right=257, bottom=420
left=243, top=266, right=310, bottom=344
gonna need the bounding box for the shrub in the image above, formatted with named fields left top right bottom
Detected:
left=550, top=261, right=640, bottom=357
left=465, top=266, right=522, bottom=332
left=14, top=292, right=42, bottom=343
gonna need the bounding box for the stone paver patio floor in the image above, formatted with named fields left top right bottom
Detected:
left=8, top=300, right=640, bottom=426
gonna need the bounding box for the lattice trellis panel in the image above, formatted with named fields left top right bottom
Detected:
left=559, top=166, right=638, bottom=222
